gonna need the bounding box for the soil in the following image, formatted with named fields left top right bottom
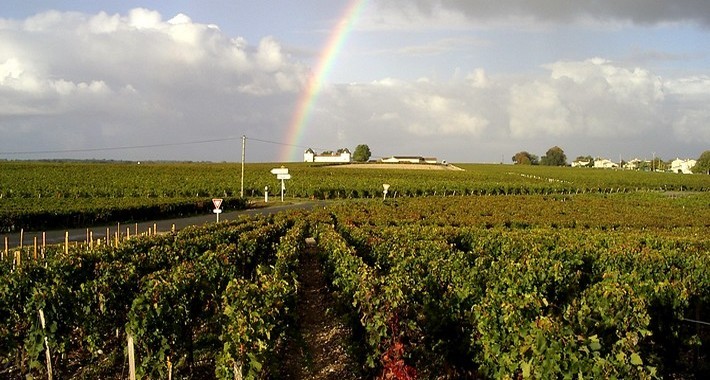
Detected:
left=279, top=238, right=362, bottom=379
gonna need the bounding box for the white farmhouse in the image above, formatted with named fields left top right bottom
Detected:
left=304, top=148, right=352, bottom=163
left=624, top=158, right=644, bottom=170
left=670, top=158, right=696, bottom=174
left=593, top=158, right=619, bottom=169
left=571, top=160, right=591, bottom=168
left=381, top=156, right=437, bottom=164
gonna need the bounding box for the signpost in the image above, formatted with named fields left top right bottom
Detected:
left=271, top=167, right=290, bottom=202
left=383, top=183, right=390, bottom=200
left=212, top=198, right=223, bottom=222
left=270, top=167, right=289, bottom=175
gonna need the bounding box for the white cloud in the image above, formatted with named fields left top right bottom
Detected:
left=665, top=76, right=710, bottom=143
left=506, top=58, right=673, bottom=141
left=547, top=58, right=664, bottom=105
left=256, top=36, right=286, bottom=72
left=86, top=12, right=121, bottom=34
left=673, top=109, right=710, bottom=143
left=127, top=8, right=162, bottom=30
left=0, top=8, right=311, bottom=160
left=665, top=75, right=710, bottom=96
left=467, top=68, right=489, bottom=88
left=402, top=92, right=488, bottom=136
left=0, top=57, right=23, bottom=83
left=509, top=81, right=570, bottom=138
left=0, top=8, right=707, bottom=162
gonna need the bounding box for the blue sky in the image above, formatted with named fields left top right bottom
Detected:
left=1, top=1, right=709, bottom=163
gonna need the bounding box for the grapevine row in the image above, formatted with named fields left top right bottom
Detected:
left=0, top=212, right=304, bottom=379
left=312, top=205, right=709, bottom=378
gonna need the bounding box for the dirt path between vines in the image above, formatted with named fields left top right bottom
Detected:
left=280, top=238, right=362, bottom=379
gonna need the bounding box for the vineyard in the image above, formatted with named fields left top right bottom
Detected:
left=1, top=211, right=306, bottom=379
left=1, top=161, right=709, bottom=378
left=2, top=160, right=709, bottom=232
left=310, top=198, right=709, bottom=379
left=2, top=190, right=709, bottom=378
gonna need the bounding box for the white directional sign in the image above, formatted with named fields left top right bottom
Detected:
left=270, top=167, right=289, bottom=175
left=270, top=167, right=291, bottom=202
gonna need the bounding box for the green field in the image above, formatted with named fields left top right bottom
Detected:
left=1, top=161, right=709, bottom=232
left=1, top=161, right=709, bottom=378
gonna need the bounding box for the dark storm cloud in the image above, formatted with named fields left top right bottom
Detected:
left=382, top=0, right=710, bottom=26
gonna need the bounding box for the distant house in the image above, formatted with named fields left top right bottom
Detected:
left=571, top=160, right=591, bottom=168
left=670, top=158, right=696, bottom=174
left=624, top=158, right=644, bottom=170
left=304, top=148, right=351, bottom=163
left=593, top=158, right=619, bottom=169
left=381, top=156, right=438, bottom=164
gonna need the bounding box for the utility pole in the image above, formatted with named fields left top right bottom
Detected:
left=652, top=151, right=655, bottom=172
left=241, top=135, right=246, bottom=198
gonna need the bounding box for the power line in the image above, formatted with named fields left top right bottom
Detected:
left=0, top=135, right=334, bottom=156
left=0, top=136, right=245, bottom=155
left=245, top=137, right=331, bottom=153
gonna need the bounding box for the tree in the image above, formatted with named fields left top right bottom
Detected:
left=540, top=146, right=567, bottom=166
left=650, top=157, right=665, bottom=171
left=692, top=150, right=710, bottom=174
left=353, top=144, right=371, bottom=162
left=512, top=151, right=539, bottom=165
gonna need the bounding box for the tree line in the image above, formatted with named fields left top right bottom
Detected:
left=513, top=147, right=710, bottom=173
left=512, top=146, right=567, bottom=166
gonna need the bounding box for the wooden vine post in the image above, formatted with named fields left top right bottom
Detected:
left=38, top=309, right=53, bottom=380
left=127, top=333, right=136, bottom=380
left=234, top=362, right=243, bottom=380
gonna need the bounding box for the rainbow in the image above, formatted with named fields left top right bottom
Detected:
left=279, top=0, right=367, bottom=162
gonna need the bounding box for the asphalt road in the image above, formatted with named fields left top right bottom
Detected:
left=3, top=200, right=326, bottom=250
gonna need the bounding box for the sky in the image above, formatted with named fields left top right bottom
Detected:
left=1, top=1, right=709, bottom=163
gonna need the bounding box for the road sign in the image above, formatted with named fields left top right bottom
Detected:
left=270, top=167, right=291, bottom=202
left=270, top=167, right=289, bottom=175
left=212, top=199, right=224, bottom=222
